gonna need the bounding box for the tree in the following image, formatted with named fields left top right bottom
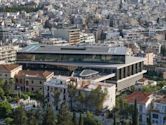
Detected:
left=147, top=112, right=152, bottom=125
left=113, top=111, right=116, bottom=125
left=42, top=106, right=56, bottom=125
left=5, top=117, right=14, bottom=125
left=84, top=112, right=102, bottom=125
left=57, top=102, right=73, bottom=125
left=73, top=112, right=77, bottom=125
left=68, top=79, right=77, bottom=111
left=132, top=99, right=139, bottom=125
left=87, top=86, right=107, bottom=112
left=0, top=101, right=12, bottom=118
left=13, top=106, right=28, bottom=125
left=0, top=87, right=4, bottom=98
left=77, top=91, right=86, bottom=112
left=3, top=79, right=15, bottom=96
left=79, top=113, right=84, bottom=125
left=27, top=111, right=39, bottom=125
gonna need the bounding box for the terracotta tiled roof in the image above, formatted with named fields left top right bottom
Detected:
left=0, top=64, right=21, bottom=72
left=125, top=92, right=151, bottom=104
left=16, top=70, right=53, bottom=79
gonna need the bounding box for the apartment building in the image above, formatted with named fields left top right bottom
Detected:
left=0, top=64, right=22, bottom=83
left=0, top=45, right=19, bottom=64
left=15, top=70, right=54, bottom=93
left=44, top=76, right=116, bottom=111
left=125, top=92, right=153, bottom=125
left=151, top=95, right=166, bottom=125
left=51, top=27, right=80, bottom=44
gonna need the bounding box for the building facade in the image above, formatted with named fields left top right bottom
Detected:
left=17, top=45, right=146, bottom=91
left=44, top=76, right=116, bottom=111
left=15, top=70, right=54, bottom=93
left=125, top=92, right=153, bottom=125
left=0, top=64, right=22, bottom=83
left=151, top=95, right=166, bottom=125
left=0, top=45, right=19, bottom=64
left=51, top=27, right=80, bottom=44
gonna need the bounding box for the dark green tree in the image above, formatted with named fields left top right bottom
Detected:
left=84, top=112, right=102, bottom=125
left=113, top=111, right=116, bottom=125
left=42, top=106, right=56, bottom=125
left=79, top=113, right=84, bottom=125
left=5, top=117, right=14, bottom=125
left=27, top=111, right=39, bottom=125
left=132, top=99, right=139, bottom=125
left=3, top=79, right=15, bottom=96
left=0, top=101, right=12, bottom=118
left=68, top=79, right=77, bottom=111
left=73, top=112, right=77, bottom=125
left=147, top=112, right=152, bottom=125
left=13, top=106, right=28, bottom=125
left=0, top=87, right=4, bottom=98
left=57, top=102, right=73, bottom=125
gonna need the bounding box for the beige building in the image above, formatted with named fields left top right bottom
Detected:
left=15, top=70, right=54, bottom=93
left=52, top=27, right=80, bottom=44
left=0, top=45, right=19, bottom=64
left=144, top=52, right=155, bottom=65
left=0, top=64, right=22, bottom=83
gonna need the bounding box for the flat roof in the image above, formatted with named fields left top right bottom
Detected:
left=18, top=44, right=128, bottom=55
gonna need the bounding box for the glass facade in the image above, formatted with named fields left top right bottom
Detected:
left=17, top=53, right=125, bottom=64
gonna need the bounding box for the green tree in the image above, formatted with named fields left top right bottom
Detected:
left=0, top=87, right=4, bottom=98
left=87, top=86, right=107, bottom=112
left=84, top=112, right=102, bottom=125
left=42, top=106, right=56, bottom=125
left=77, top=91, right=86, bottom=112
left=3, top=79, right=15, bottom=96
left=68, top=79, right=77, bottom=111
left=132, top=99, right=139, bottom=125
left=73, top=112, right=77, bottom=125
left=27, top=111, right=39, bottom=125
left=5, top=117, right=14, bottom=125
left=79, top=113, right=84, bottom=125
left=147, top=112, right=152, bottom=125
left=57, top=102, right=73, bottom=125
left=113, top=111, right=116, bottom=125
left=13, top=106, right=28, bottom=125
left=0, top=101, right=12, bottom=118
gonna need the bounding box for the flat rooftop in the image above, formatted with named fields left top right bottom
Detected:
left=18, top=44, right=128, bottom=55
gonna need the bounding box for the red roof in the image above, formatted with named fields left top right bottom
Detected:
left=0, top=64, right=21, bottom=72
left=16, top=70, right=53, bottom=79
left=125, top=92, right=151, bottom=104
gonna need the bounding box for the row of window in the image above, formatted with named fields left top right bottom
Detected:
left=17, top=53, right=126, bottom=64
left=15, top=78, right=43, bottom=85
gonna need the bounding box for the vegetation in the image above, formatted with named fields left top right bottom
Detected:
left=42, top=106, right=56, bottom=125
left=68, top=82, right=107, bottom=113
left=84, top=112, right=102, bottom=125
left=57, top=102, right=74, bottom=125
left=0, top=101, right=12, bottom=118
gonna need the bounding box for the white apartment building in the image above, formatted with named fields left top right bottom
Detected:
left=125, top=92, right=153, bottom=125
left=151, top=95, right=166, bottom=125
left=44, top=76, right=116, bottom=112
left=80, top=32, right=95, bottom=44
left=0, top=45, right=19, bottom=64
